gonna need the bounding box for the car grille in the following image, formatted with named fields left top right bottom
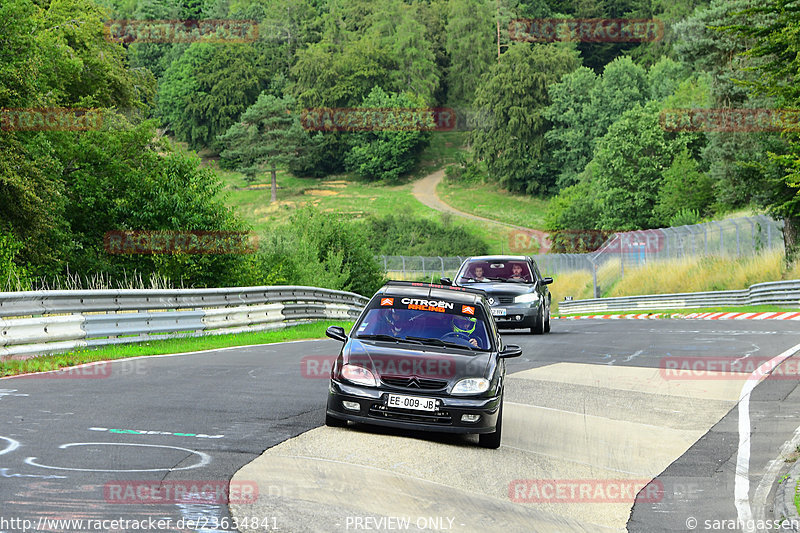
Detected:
left=381, top=376, right=448, bottom=390
left=496, top=296, right=515, bottom=305
left=368, top=403, right=452, bottom=424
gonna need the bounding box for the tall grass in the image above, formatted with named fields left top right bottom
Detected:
left=608, top=249, right=786, bottom=296
left=549, top=249, right=800, bottom=312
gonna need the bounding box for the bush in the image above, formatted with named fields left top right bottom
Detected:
left=443, top=153, right=485, bottom=184
left=668, top=208, right=701, bottom=227
left=0, top=230, right=31, bottom=291
left=364, top=213, right=489, bottom=256
left=344, top=87, right=432, bottom=182
left=257, top=207, right=386, bottom=297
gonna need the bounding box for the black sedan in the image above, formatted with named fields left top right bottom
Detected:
left=443, top=255, right=553, bottom=334
left=324, top=281, right=522, bottom=449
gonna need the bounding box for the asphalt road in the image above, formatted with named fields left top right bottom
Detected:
left=0, top=320, right=799, bottom=533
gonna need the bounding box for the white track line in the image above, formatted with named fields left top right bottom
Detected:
left=734, top=342, right=800, bottom=532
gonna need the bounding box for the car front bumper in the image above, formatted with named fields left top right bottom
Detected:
left=492, top=304, right=541, bottom=329
left=326, top=380, right=501, bottom=434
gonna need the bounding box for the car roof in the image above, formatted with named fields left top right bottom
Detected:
left=377, top=281, right=486, bottom=306
left=463, top=255, right=529, bottom=261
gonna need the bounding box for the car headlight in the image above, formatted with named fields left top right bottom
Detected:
left=340, top=364, right=377, bottom=387
left=451, top=378, right=490, bottom=395
left=514, top=293, right=541, bottom=304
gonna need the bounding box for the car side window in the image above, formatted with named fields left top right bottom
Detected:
left=530, top=261, right=542, bottom=283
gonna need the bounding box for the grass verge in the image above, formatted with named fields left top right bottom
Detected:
left=0, top=321, right=353, bottom=378
left=436, top=178, right=550, bottom=230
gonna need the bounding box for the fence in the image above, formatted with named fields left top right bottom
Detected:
left=587, top=215, right=784, bottom=297
left=379, top=216, right=786, bottom=286
left=558, top=279, right=800, bottom=314
left=0, top=286, right=368, bottom=358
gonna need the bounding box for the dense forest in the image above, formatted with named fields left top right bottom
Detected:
left=1, top=0, right=799, bottom=293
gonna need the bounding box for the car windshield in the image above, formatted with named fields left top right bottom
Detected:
left=458, top=261, right=533, bottom=283
left=353, top=303, right=491, bottom=351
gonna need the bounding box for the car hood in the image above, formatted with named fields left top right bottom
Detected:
left=343, top=339, right=492, bottom=382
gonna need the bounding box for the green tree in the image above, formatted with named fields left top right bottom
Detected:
left=723, top=0, right=800, bottom=260
left=366, top=1, right=439, bottom=104
left=291, top=36, right=401, bottom=174
left=545, top=56, right=649, bottom=189
left=544, top=180, right=606, bottom=252
left=543, top=67, right=598, bottom=189
left=470, top=42, right=580, bottom=194
left=344, top=87, right=433, bottom=182
left=654, top=148, right=715, bottom=225
left=158, top=42, right=271, bottom=150
left=445, top=0, right=495, bottom=106
left=591, top=102, right=692, bottom=229
left=218, top=93, right=310, bottom=201
left=53, top=120, right=252, bottom=287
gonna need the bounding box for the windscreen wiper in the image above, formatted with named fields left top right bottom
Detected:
left=357, top=334, right=423, bottom=345
left=405, top=336, right=479, bottom=351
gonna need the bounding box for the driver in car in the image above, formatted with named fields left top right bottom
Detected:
left=449, top=315, right=480, bottom=348
left=375, top=308, right=406, bottom=337
left=509, top=263, right=527, bottom=281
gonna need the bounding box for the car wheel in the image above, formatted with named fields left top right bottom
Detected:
left=543, top=306, right=551, bottom=333
left=325, top=412, right=348, bottom=427
left=479, top=401, right=503, bottom=449
left=530, top=307, right=545, bottom=334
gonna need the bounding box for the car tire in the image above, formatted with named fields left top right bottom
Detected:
left=479, top=401, right=503, bottom=449
left=325, top=412, right=348, bottom=427
left=543, top=306, right=551, bottom=333
left=530, top=308, right=545, bottom=334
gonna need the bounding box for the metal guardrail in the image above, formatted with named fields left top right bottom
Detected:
left=0, top=286, right=369, bottom=358
left=557, top=280, right=800, bottom=314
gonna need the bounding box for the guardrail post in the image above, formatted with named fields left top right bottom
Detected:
left=439, top=256, right=444, bottom=276
left=401, top=256, right=406, bottom=276
left=592, top=261, right=599, bottom=298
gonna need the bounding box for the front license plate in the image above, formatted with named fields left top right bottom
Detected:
left=491, top=308, right=507, bottom=316
left=387, top=394, right=437, bottom=412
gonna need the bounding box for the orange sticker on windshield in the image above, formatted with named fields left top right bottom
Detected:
left=380, top=298, right=394, bottom=306
left=462, top=305, right=475, bottom=315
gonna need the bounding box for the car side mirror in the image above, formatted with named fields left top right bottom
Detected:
left=542, top=277, right=554, bottom=285
left=439, top=277, right=452, bottom=286
left=499, top=344, right=522, bottom=358
left=326, top=326, right=347, bottom=342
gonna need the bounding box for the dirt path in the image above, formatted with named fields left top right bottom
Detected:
left=411, top=168, right=550, bottom=251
